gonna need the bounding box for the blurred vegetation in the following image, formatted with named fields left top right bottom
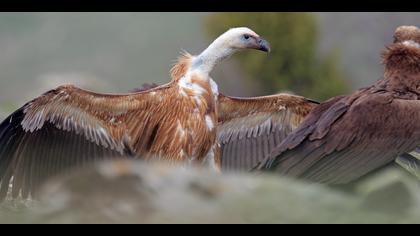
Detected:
left=205, top=13, right=349, bottom=101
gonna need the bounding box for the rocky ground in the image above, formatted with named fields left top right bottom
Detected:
left=0, top=159, right=419, bottom=224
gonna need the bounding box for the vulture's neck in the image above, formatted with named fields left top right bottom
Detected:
left=381, top=42, right=420, bottom=94
left=191, top=39, right=236, bottom=75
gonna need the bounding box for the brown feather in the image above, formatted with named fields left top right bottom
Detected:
left=170, top=51, right=193, bottom=81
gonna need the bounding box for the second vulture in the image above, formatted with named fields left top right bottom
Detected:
left=258, top=25, right=420, bottom=184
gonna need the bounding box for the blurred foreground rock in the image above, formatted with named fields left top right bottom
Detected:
left=1, top=160, right=420, bottom=223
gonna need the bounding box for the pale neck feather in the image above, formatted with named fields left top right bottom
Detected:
left=190, top=36, right=237, bottom=75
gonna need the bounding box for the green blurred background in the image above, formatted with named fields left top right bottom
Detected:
left=1, top=12, right=419, bottom=120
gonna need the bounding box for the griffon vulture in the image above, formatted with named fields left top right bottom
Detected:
left=258, top=25, right=420, bottom=184
left=0, top=27, right=273, bottom=200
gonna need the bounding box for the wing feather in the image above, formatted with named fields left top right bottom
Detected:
left=259, top=91, right=420, bottom=184
left=396, top=153, right=420, bottom=179
left=0, top=84, right=170, bottom=200
left=217, top=94, right=318, bottom=172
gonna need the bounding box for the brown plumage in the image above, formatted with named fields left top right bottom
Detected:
left=0, top=27, right=272, bottom=200
left=258, top=25, right=420, bottom=185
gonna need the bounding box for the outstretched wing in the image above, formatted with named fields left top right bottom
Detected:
left=259, top=91, right=420, bottom=184
left=217, top=94, right=318, bottom=171
left=0, top=84, right=170, bottom=200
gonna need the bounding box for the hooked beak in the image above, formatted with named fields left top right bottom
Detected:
left=257, top=37, right=271, bottom=53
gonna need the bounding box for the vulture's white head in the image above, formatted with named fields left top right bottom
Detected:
left=213, top=27, right=271, bottom=52
left=193, top=27, right=270, bottom=74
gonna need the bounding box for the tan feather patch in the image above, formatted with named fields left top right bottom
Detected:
left=170, top=52, right=193, bottom=81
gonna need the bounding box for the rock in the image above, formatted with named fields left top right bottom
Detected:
left=0, top=160, right=411, bottom=224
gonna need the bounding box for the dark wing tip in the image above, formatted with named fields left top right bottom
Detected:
left=0, top=107, right=26, bottom=201
left=0, top=105, right=126, bottom=202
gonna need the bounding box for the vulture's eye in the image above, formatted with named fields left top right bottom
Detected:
left=243, top=34, right=250, bottom=40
